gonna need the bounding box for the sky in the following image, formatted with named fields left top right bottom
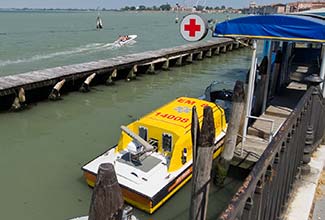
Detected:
left=0, top=0, right=298, bottom=9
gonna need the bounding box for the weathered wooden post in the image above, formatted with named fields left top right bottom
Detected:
left=189, top=106, right=215, bottom=220
left=49, top=79, right=66, bottom=100
left=80, top=73, right=96, bottom=92
left=89, top=163, right=124, bottom=220
left=214, top=81, right=245, bottom=186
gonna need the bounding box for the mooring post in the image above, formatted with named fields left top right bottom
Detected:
left=214, top=81, right=245, bottom=186
left=49, top=79, right=66, bottom=101
left=162, top=59, right=169, bottom=70
left=189, top=106, right=215, bottom=220
left=89, top=163, right=124, bottom=220
left=80, top=73, right=96, bottom=92
left=106, top=69, right=117, bottom=85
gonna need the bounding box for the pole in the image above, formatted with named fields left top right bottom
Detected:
left=262, top=41, right=273, bottom=112
left=242, top=40, right=257, bottom=145
left=189, top=106, right=215, bottom=220
left=319, top=44, right=325, bottom=98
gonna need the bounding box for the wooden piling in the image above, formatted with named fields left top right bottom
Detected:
left=80, top=73, right=96, bottom=92
left=162, top=59, right=169, bottom=70
left=89, top=163, right=124, bottom=220
left=49, top=79, right=66, bottom=100
left=189, top=106, right=215, bottom=220
left=126, top=65, right=137, bottom=81
left=186, top=53, right=193, bottom=63
left=197, top=51, right=203, bottom=60
left=146, top=63, right=155, bottom=74
left=206, top=49, right=212, bottom=57
left=214, top=81, right=245, bottom=186
left=221, top=46, right=227, bottom=53
left=11, top=88, right=26, bottom=111
left=214, top=47, right=220, bottom=55
left=106, top=69, right=117, bottom=85
left=176, top=56, right=183, bottom=66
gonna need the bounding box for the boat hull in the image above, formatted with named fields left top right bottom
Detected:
left=83, top=144, right=223, bottom=214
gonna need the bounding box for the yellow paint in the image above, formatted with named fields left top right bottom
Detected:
left=115, top=97, right=227, bottom=173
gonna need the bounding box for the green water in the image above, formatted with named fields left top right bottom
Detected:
left=0, top=11, right=250, bottom=220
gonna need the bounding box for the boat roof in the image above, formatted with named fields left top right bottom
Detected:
left=137, top=97, right=221, bottom=136
left=213, top=14, right=325, bottom=43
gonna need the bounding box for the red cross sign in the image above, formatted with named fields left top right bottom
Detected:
left=180, top=14, right=208, bottom=42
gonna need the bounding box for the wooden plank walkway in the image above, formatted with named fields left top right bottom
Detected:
left=233, top=82, right=307, bottom=168
left=0, top=38, right=242, bottom=96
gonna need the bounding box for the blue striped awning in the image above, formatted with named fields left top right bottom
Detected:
left=213, top=14, right=325, bottom=43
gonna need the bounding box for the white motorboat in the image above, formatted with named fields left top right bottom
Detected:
left=114, top=35, right=137, bottom=46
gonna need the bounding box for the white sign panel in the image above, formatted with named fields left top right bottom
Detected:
left=180, top=14, right=208, bottom=42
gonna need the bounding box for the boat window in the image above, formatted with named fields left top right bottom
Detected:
left=139, top=126, right=148, bottom=141
left=162, top=133, right=173, bottom=152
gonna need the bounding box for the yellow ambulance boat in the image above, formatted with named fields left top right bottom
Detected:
left=82, top=97, right=227, bottom=214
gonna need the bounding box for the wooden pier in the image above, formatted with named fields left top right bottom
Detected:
left=0, top=38, right=248, bottom=110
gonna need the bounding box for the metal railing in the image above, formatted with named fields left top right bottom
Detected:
left=218, top=86, right=325, bottom=220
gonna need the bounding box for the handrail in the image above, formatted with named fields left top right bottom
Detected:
left=218, top=86, right=325, bottom=220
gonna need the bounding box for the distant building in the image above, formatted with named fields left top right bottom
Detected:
left=287, top=1, right=325, bottom=13
left=242, top=1, right=325, bottom=14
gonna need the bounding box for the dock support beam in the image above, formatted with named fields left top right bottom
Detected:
left=214, top=81, right=245, bottom=186
left=11, top=87, right=26, bottom=111
left=234, top=42, right=240, bottom=49
left=49, top=79, right=66, bottom=101
left=197, top=51, right=203, bottom=60
left=228, top=44, right=233, bottom=51
left=214, top=47, right=220, bottom=55
left=89, top=163, right=124, bottom=220
left=162, top=59, right=169, bottom=70
left=186, top=53, right=193, bottom=63
left=126, top=65, right=137, bottom=81
left=176, top=56, right=183, bottom=66
left=80, top=73, right=96, bottom=92
left=206, top=49, right=212, bottom=58
left=190, top=106, right=215, bottom=220
left=146, top=63, right=155, bottom=74
left=221, top=46, right=227, bottom=53
left=106, top=69, right=117, bottom=85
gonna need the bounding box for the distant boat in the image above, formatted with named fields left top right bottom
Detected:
left=96, top=15, right=103, bottom=29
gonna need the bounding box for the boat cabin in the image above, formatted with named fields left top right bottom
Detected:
left=115, top=97, right=226, bottom=172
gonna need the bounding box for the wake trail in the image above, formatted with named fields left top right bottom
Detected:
left=0, top=42, right=115, bottom=67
